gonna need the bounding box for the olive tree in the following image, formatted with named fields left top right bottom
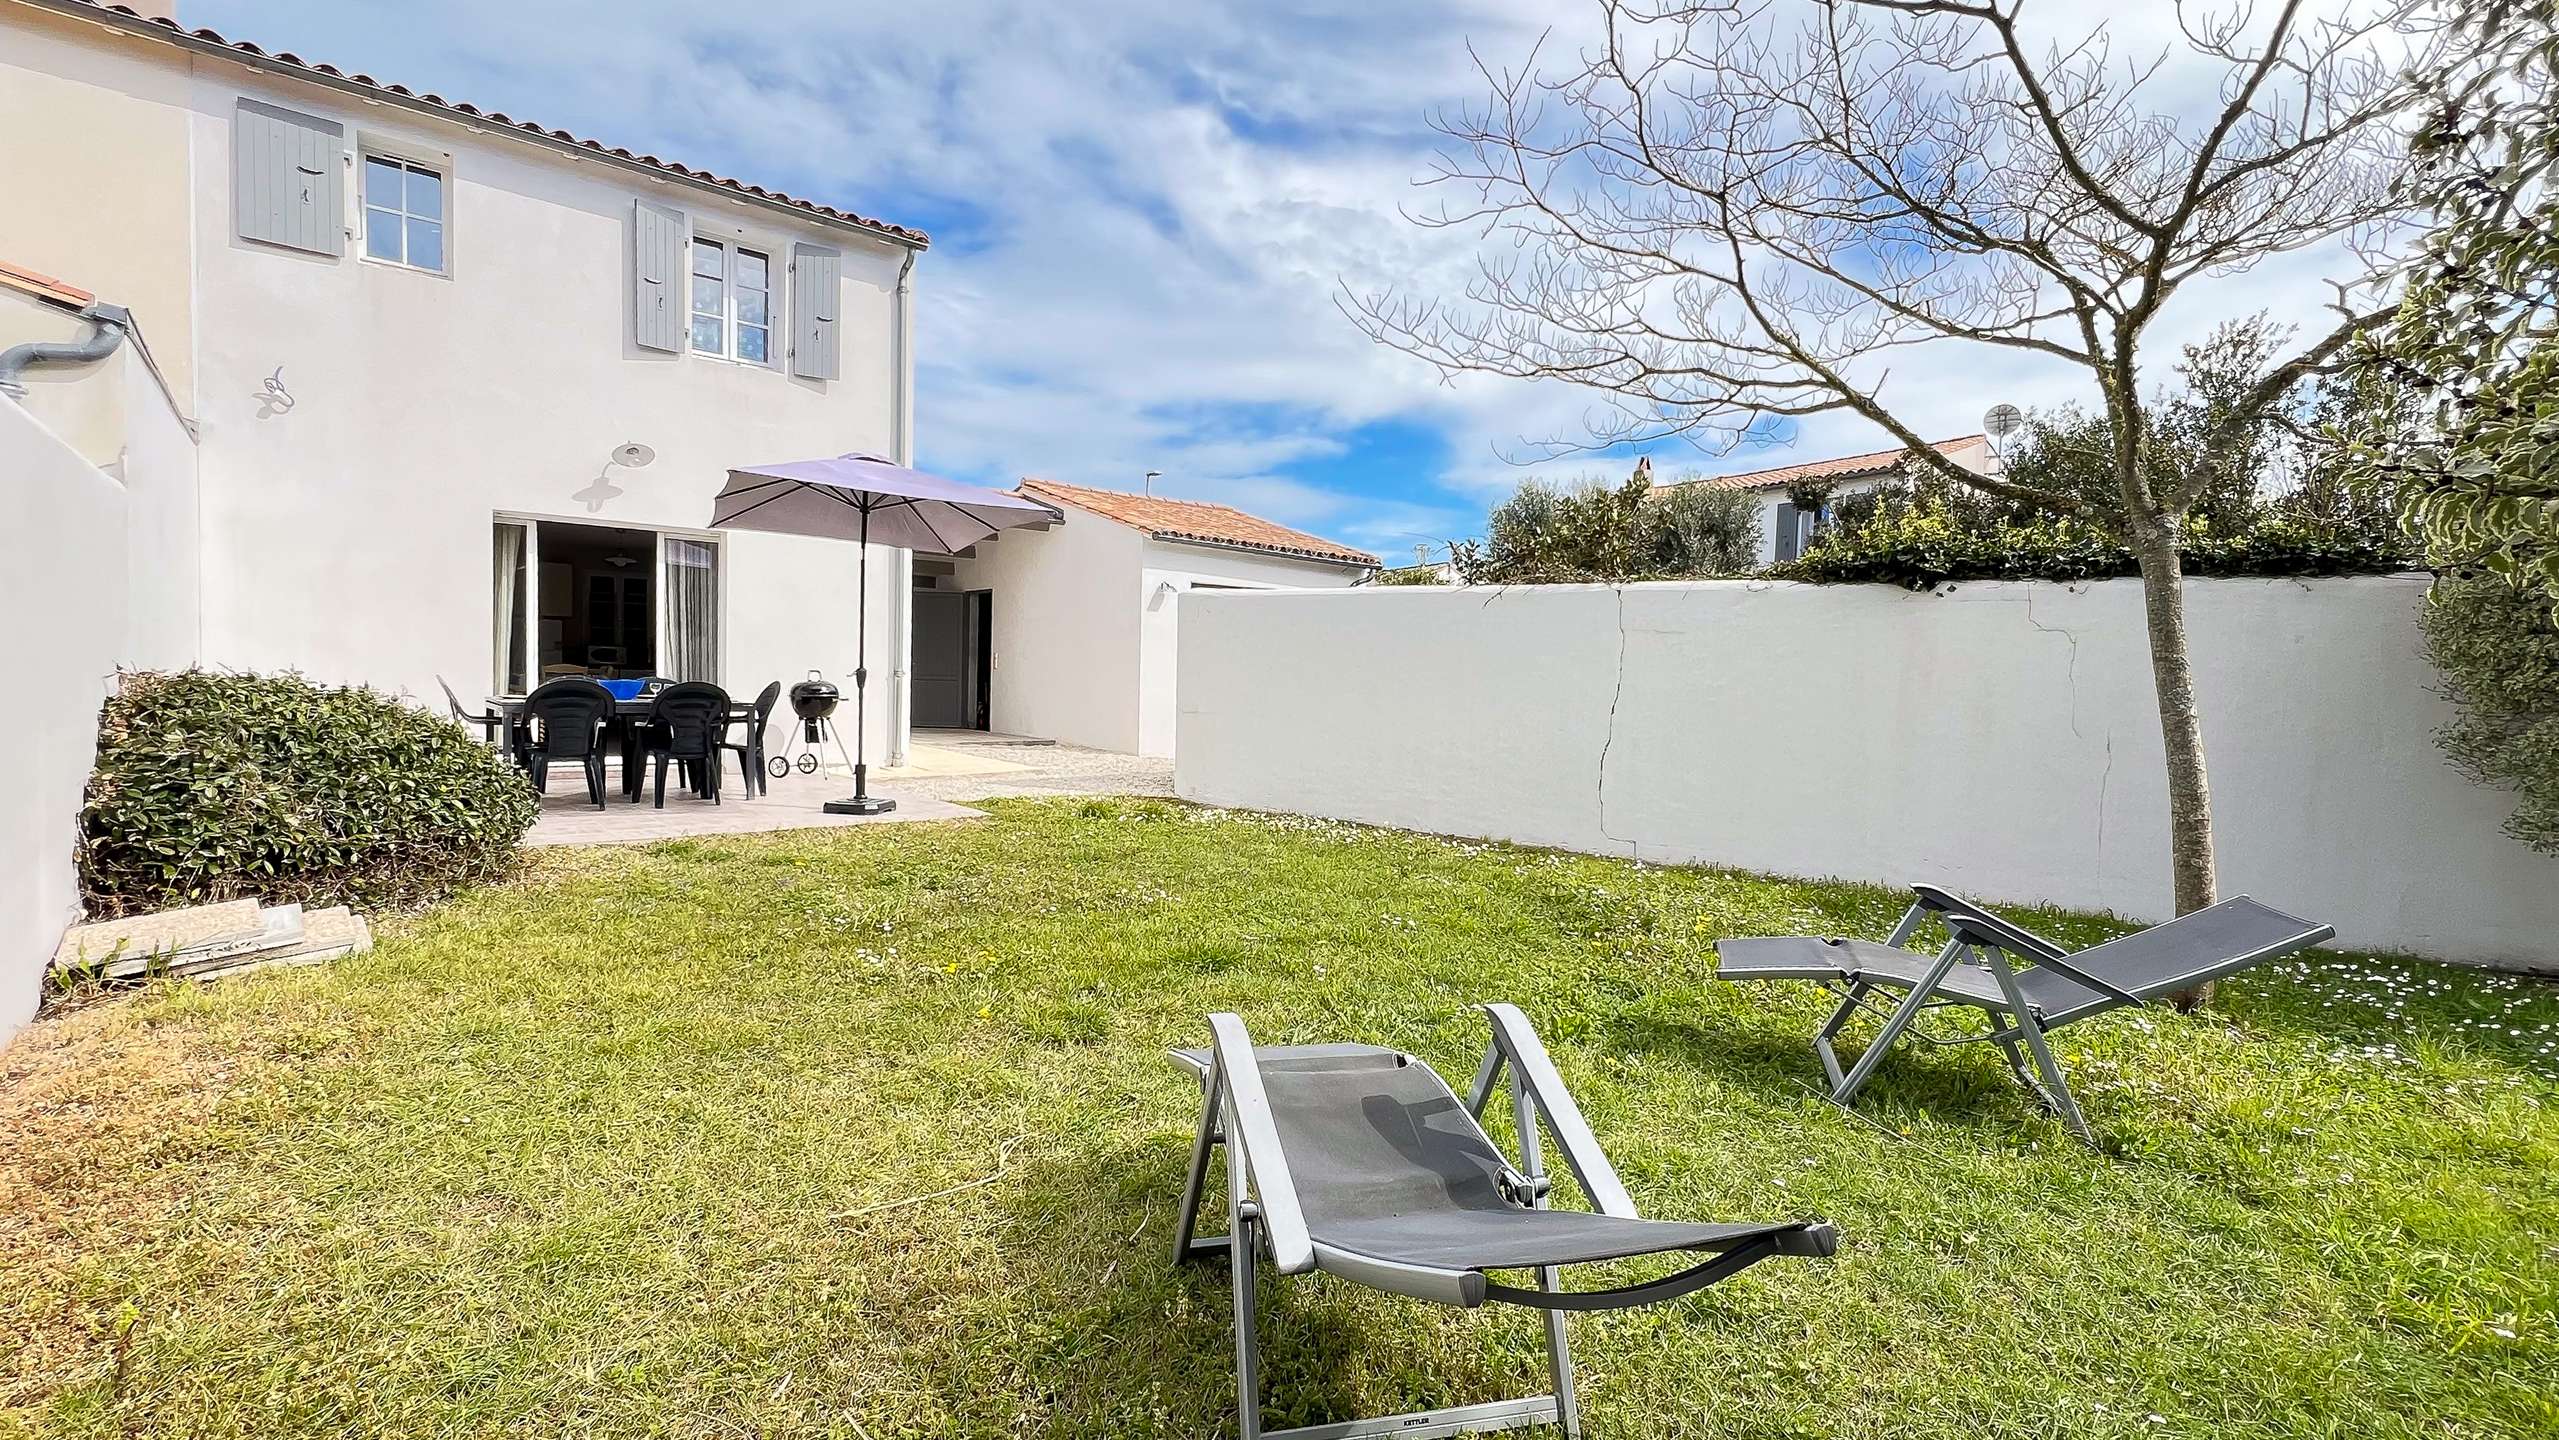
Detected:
left=1351, top=0, right=2442, bottom=930
left=1457, top=461, right=1763, bottom=581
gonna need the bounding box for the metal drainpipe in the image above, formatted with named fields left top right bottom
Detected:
left=0, top=304, right=134, bottom=397
left=886, top=247, right=918, bottom=766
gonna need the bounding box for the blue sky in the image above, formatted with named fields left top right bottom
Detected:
left=190, top=0, right=2357, bottom=562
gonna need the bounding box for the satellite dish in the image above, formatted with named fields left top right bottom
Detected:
left=1982, top=404, right=2023, bottom=440
left=612, top=442, right=656, bottom=468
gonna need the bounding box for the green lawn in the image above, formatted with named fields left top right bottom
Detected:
left=3, top=799, right=2553, bottom=1439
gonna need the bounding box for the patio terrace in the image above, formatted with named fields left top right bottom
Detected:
left=519, top=740, right=1172, bottom=846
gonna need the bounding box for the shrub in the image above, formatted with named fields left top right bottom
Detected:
left=1456, top=469, right=1762, bottom=583
left=1778, top=472, right=2415, bottom=588
left=2421, top=576, right=2559, bottom=855
left=80, top=669, right=538, bottom=917
left=1371, top=565, right=1447, bottom=586
left=1650, top=479, right=1762, bottom=576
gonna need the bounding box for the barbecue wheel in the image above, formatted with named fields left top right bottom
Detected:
left=796, top=753, right=819, bottom=774
left=766, top=756, right=790, bottom=780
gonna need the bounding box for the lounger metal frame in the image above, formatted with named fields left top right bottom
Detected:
left=1806, top=888, right=2094, bottom=1138
left=1786, top=886, right=2325, bottom=1142
left=1173, top=1005, right=1817, bottom=1440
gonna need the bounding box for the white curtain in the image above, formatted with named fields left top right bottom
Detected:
left=664, top=537, right=720, bottom=682
left=491, top=521, right=526, bottom=693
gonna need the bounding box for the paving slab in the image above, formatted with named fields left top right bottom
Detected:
left=524, top=768, right=983, bottom=847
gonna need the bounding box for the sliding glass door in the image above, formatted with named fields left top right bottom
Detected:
left=660, top=535, right=721, bottom=683
left=495, top=517, right=719, bottom=689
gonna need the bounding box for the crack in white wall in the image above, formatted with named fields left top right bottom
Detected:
left=1595, top=585, right=1636, bottom=858
left=2020, top=585, right=2113, bottom=869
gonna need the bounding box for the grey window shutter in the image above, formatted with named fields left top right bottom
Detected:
left=790, top=243, right=841, bottom=379
left=234, top=99, right=343, bottom=255
left=633, top=200, right=687, bottom=353
left=1772, top=500, right=1800, bottom=562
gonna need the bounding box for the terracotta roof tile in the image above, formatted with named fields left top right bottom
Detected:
left=1662, top=435, right=1992, bottom=492
left=0, top=260, right=97, bottom=307
left=35, top=1, right=928, bottom=248
left=1016, top=479, right=1378, bottom=568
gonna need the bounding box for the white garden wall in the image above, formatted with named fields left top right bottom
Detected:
left=1177, top=576, right=2559, bottom=970
left=1135, top=539, right=1368, bottom=759
left=0, top=352, right=200, bottom=1036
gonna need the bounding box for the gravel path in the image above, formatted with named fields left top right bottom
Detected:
left=877, top=743, right=1175, bottom=805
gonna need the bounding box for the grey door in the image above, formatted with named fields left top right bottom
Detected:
left=912, top=590, right=968, bottom=729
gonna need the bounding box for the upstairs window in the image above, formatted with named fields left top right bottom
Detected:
left=689, top=238, right=771, bottom=363
left=362, top=155, right=444, bottom=271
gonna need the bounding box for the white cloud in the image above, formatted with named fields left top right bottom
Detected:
left=193, top=0, right=2396, bottom=543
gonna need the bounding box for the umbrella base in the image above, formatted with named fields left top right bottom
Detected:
left=824, top=796, right=898, bottom=816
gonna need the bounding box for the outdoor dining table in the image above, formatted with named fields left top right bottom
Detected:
left=494, top=691, right=741, bottom=803
left=490, top=694, right=651, bottom=802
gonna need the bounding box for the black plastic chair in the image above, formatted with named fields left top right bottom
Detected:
left=437, top=675, right=507, bottom=748
left=520, top=677, right=616, bottom=809
left=641, top=681, right=731, bottom=807
left=721, top=681, right=782, bottom=799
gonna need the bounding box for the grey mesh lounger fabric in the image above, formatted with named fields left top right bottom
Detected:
left=1718, top=884, right=2334, bottom=1139
left=1172, top=1004, right=1837, bottom=1440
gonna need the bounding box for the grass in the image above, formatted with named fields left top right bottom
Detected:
left=1, top=797, right=2553, bottom=1439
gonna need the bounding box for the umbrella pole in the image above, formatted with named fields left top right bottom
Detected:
left=825, top=501, right=896, bottom=816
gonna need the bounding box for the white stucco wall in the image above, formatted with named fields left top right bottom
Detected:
left=115, top=336, right=202, bottom=669
left=0, top=8, right=198, bottom=409
left=1178, top=577, right=2559, bottom=969
left=948, top=516, right=1370, bottom=756
left=950, top=506, right=1147, bottom=753
left=175, top=59, right=911, bottom=756
left=1134, top=539, right=1367, bottom=758
left=0, top=353, right=201, bottom=1036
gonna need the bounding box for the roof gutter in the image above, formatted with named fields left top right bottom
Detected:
left=10, top=0, right=928, bottom=252
left=1147, top=531, right=1378, bottom=571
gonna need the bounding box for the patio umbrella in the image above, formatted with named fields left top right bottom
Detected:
left=710, top=452, right=1057, bottom=815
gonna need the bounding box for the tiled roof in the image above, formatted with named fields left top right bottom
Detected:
left=1016, top=479, right=1379, bottom=568
left=1663, top=434, right=1992, bottom=492
left=0, top=260, right=97, bottom=308
left=23, top=0, right=928, bottom=248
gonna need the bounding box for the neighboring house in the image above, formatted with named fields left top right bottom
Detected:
left=1660, top=434, right=1998, bottom=565
left=944, top=479, right=1376, bottom=757
left=1375, top=558, right=1464, bottom=586
left=0, top=0, right=928, bottom=767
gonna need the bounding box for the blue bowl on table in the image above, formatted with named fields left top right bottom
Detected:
left=599, top=678, right=648, bottom=701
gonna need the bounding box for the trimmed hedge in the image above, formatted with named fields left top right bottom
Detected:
left=79, top=670, right=538, bottom=917
left=1774, top=491, right=2418, bottom=588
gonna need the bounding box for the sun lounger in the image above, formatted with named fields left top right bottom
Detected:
left=1717, top=884, right=2333, bottom=1139
left=1172, top=1003, right=1837, bottom=1439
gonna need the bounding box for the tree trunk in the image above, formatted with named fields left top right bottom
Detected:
left=2129, top=517, right=2219, bottom=1010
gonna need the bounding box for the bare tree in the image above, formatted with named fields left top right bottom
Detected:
left=1350, top=0, right=2440, bottom=941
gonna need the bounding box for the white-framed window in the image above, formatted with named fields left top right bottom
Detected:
left=689, top=237, right=772, bottom=363
left=361, top=153, right=445, bottom=271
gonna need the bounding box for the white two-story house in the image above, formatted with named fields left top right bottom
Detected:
left=0, top=0, right=928, bottom=757
left=0, top=0, right=951, bottom=1030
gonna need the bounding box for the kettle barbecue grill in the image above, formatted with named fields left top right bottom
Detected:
left=768, top=671, right=857, bottom=780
